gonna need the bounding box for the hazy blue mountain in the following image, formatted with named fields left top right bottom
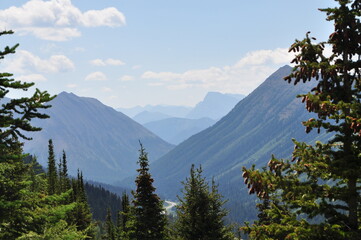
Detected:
left=186, top=92, right=245, bottom=120
left=144, top=117, right=216, bottom=145
left=133, top=111, right=172, bottom=124
left=118, top=105, right=191, bottom=118
left=147, top=65, right=329, bottom=222
left=23, top=92, right=174, bottom=184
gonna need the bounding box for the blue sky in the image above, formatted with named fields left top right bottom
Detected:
left=0, top=0, right=334, bottom=108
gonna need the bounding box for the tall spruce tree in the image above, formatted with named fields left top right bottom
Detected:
left=242, top=0, right=361, bottom=239
left=117, top=192, right=131, bottom=239
left=60, top=150, right=70, bottom=192
left=132, top=143, right=167, bottom=240
left=0, top=30, right=54, bottom=239
left=70, top=170, right=93, bottom=233
left=175, top=165, right=233, bottom=240
left=104, top=208, right=116, bottom=240
left=47, top=139, right=57, bottom=195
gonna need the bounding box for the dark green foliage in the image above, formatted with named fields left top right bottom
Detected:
left=132, top=143, right=167, bottom=240
left=0, top=31, right=54, bottom=154
left=117, top=192, right=131, bottom=237
left=68, top=170, right=93, bottom=234
left=47, top=139, right=57, bottom=195
left=84, top=182, right=123, bottom=222
left=0, top=30, right=56, bottom=239
left=175, top=165, right=233, bottom=240
left=59, top=150, right=71, bottom=193
left=104, top=208, right=116, bottom=240
left=23, top=155, right=44, bottom=174
left=242, top=1, right=361, bottom=239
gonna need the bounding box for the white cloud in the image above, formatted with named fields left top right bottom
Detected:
left=132, top=65, right=142, bottom=70
left=120, top=75, right=134, bottom=81
left=18, top=74, right=47, bottom=82
left=0, top=0, right=126, bottom=41
left=85, top=71, right=107, bottom=81
left=90, top=58, right=125, bottom=66
left=17, top=27, right=81, bottom=41
left=90, top=59, right=106, bottom=66
left=3, top=50, right=75, bottom=74
left=105, top=58, right=125, bottom=66
left=141, top=48, right=293, bottom=94
left=82, top=8, right=125, bottom=27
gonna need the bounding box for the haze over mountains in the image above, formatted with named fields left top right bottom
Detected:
left=119, top=92, right=245, bottom=122
left=147, top=65, right=330, bottom=222
left=118, top=105, right=191, bottom=119
left=23, top=92, right=174, bottom=184
left=133, top=111, right=172, bottom=125
left=120, top=92, right=244, bottom=144
left=186, top=92, right=245, bottom=120
left=144, top=117, right=216, bottom=145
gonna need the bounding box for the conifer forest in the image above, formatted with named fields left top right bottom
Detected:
left=0, top=0, right=360, bottom=239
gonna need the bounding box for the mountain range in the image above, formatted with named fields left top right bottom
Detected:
left=23, top=92, right=174, bottom=184
left=133, top=111, right=172, bottom=124
left=21, top=65, right=331, bottom=223
left=145, top=65, right=330, bottom=222
left=127, top=92, right=244, bottom=145
left=119, top=92, right=245, bottom=123
left=144, top=117, right=216, bottom=145
left=118, top=105, right=191, bottom=118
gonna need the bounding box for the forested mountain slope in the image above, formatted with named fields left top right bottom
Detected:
left=24, top=92, right=174, bottom=184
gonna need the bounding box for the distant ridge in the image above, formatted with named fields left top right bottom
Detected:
left=148, top=65, right=329, bottom=222
left=24, top=92, right=174, bottom=184
left=144, top=117, right=216, bottom=145
left=118, top=105, right=191, bottom=118
left=186, top=92, right=245, bottom=120
left=133, top=111, right=172, bottom=124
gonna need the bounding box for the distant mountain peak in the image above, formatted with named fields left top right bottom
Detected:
left=186, top=91, right=245, bottom=120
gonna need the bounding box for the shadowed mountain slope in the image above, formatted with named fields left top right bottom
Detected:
left=24, top=92, right=174, bottom=184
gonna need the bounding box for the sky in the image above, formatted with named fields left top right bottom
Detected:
left=0, top=0, right=335, bottom=108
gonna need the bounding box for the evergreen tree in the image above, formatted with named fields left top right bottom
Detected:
left=132, top=143, right=167, bottom=240
left=70, top=170, right=93, bottom=234
left=61, top=150, right=70, bottom=192
left=117, top=192, right=131, bottom=239
left=242, top=1, right=361, bottom=239
left=175, top=165, right=233, bottom=240
left=0, top=30, right=54, bottom=239
left=104, top=208, right=116, bottom=240
left=47, top=139, right=57, bottom=195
